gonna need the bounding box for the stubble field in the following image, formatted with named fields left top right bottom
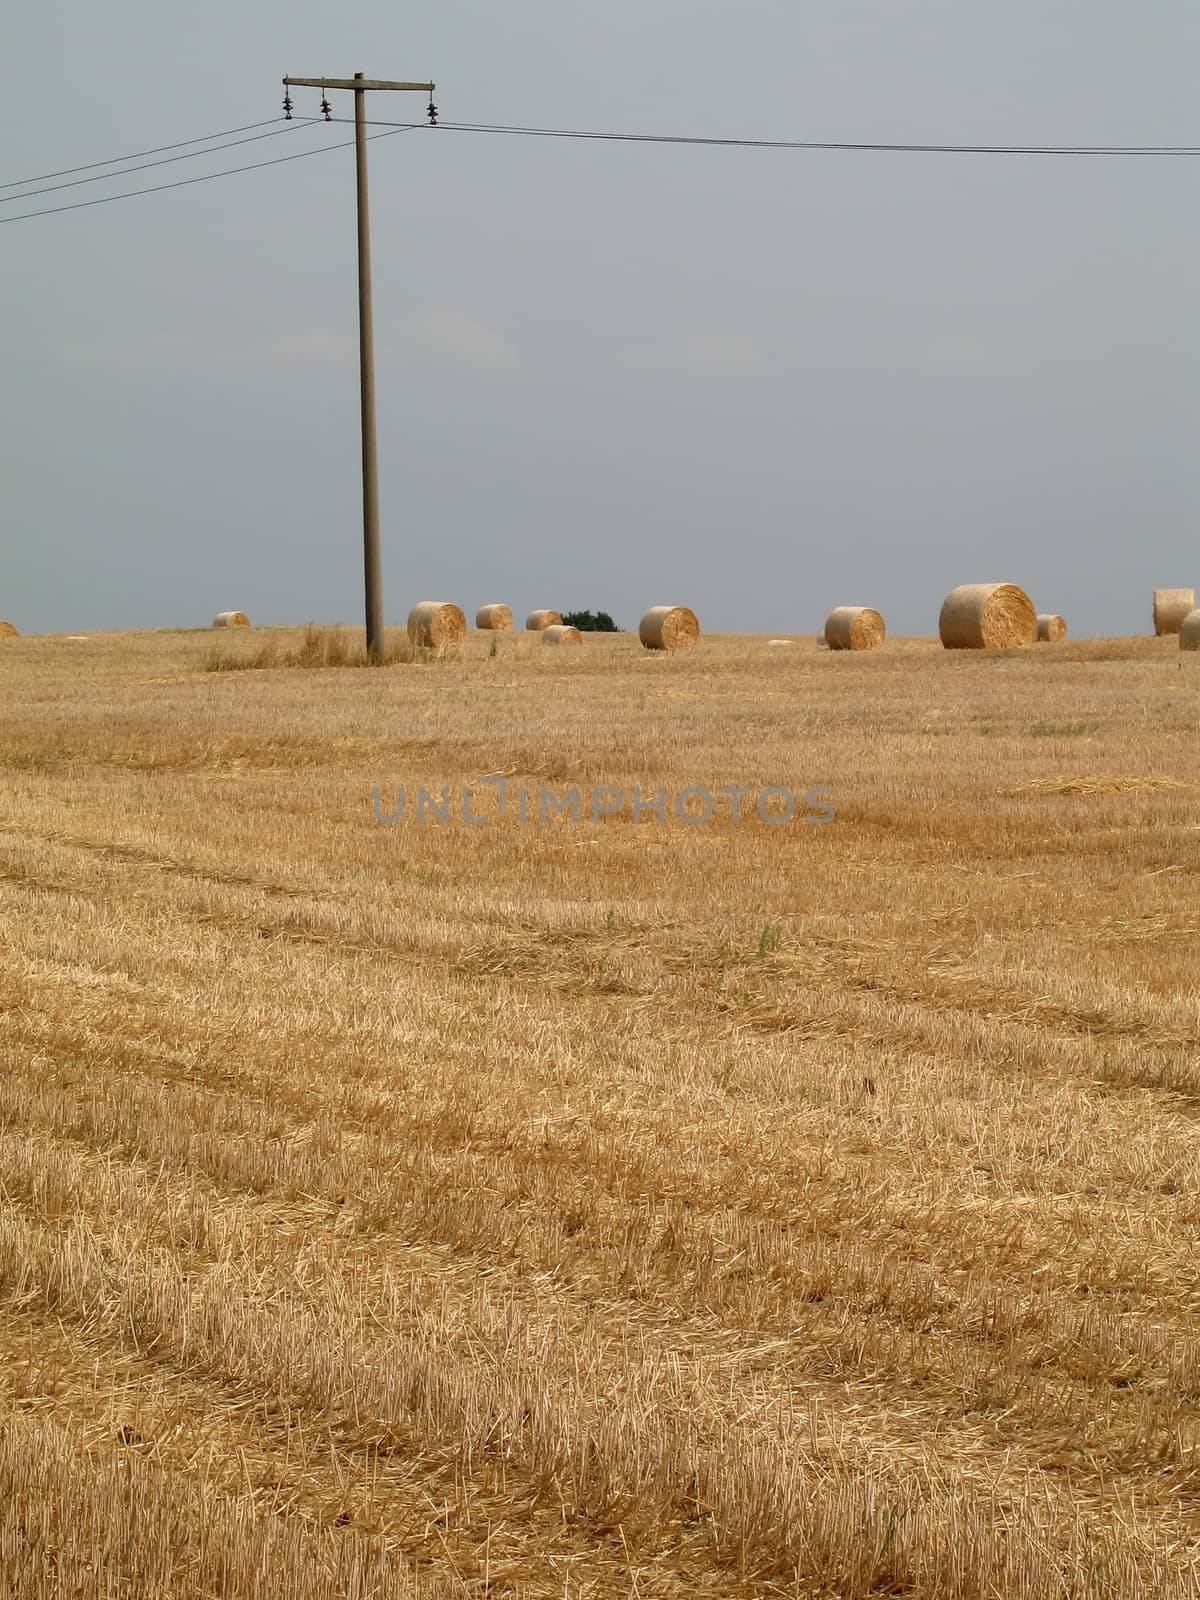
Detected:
left=0, top=624, right=1198, bottom=1597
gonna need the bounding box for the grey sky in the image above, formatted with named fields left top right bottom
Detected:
left=3, top=2, right=1196, bottom=637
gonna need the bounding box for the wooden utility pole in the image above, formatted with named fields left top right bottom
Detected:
left=283, top=73, right=435, bottom=661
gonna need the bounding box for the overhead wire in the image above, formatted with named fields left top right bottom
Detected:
left=0, top=121, right=318, bottom=205
left=4, top=109, right=1197, bottom=227
left=334, top=115, right=1200, bottom=156
left=0, top=124, right=418, bottom=226
left=0, top=118, right=296, bottom=192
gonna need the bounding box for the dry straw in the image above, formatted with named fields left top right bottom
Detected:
left=541, top=624, right=582, bottom=647
left=212, top=611, right=250, bottom=629
left=639, top=605, right=701, bottom=652
left=408, top=601, right=467, bottom=651
left=1153, top=589, right=1195, bottom=637
left=1036, top=613, right=1068, bottom=642
left=526, top=609, right=562, bottom=631
left=1180, top=609, right=1200, bottom=651
left=0, top=621, right=19, bottom=639
left=824, top=606, right=886, bottom=651
left=938, top=584, right=1037, bottom=649
left=476, top=604, right=513, bottom=631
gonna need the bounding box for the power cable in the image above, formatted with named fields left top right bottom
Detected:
left=0, top=118, right=293, bottom=192
left=335, top=115, right=1200, bottom=156
left=0, top=124, right=416, bottom=226
left=1, top=121, right=316, bottom=205
left=5, top=110, right=1196, bottom=228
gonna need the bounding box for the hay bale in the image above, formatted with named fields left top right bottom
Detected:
left=1180, top=609, right=1200, bottom=651
left=938, top=584, right=1037, bottom=649
left=476, top=604, right=513, bottom=631
left=1036, top=613, right=1067, bottom=642
left=525, top=609, right=562, bottom=632
left=824, top=606, right=886, bottom=651
left=0, top=622, right=19, bottom=639
left=408, top=601, right=467, bottom=650
left=1153, top=589, right=1195, bottom=636
left=541, top=624, right=582, bottom=647
left=212, top=611, right=250, bottom=628
left=639, top=605, right=701, bottom=652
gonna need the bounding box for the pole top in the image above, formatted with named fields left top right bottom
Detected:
left=283, top=75, right=434, bottom=93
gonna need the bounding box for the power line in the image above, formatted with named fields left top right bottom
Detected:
left=0, top=118, right=292, bottom=192
left=5, top=108, right=1196, bottom=229
left=336, top=115, right=1200, bottom=156
left=0, top=124, right=417, bottom=226
left=0, top=121, right=316, bottom=205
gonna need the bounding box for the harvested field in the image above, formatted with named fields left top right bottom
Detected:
left=0, top=624, right=1199, bottom=1597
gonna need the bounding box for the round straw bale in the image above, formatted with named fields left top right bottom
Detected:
left=212, top=611, right=250, bottom=628
left=525, top=609, right=562, bottom=631
left=1153, top=589, right=1195, bottom=636
left=639, top=605, right=700, bottom=652
left=475, top=603, right=513, bottom=631
left=408, top=601, right=467, bottom=650
left=824, top=606, right=886, bottom=651
left=1180, top=609, right=1200, bottom=651
left=0, top=622, right=19, bottom=639
left=541, top=624, right=582, bottom=647
left=1036, top=613, right=1067, bottom=642
left=938, top=584, right=1036, bottom=649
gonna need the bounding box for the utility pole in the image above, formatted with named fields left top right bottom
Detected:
left=283, top=73, right=435, bottom=661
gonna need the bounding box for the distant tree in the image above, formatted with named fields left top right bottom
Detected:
left=560, top=610, right=620, bottom=632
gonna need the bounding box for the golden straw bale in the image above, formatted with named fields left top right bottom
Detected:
left=639, top=605, right=700, bottom=652
left=0, top=622, right=19, bottom=639
left=1153, top=589, right=1195, bottom=636
left=824, top=606, right=886, bottom=651
left=1179, top=609, right=1200, bottom=651
left=212, top=611, right=250, bottom=628
left=475, top=604, right=513, bottom=631
left=1036, top=613, right=1067, bottom=642
left=541, top=624, right=582, bottom=647
left=938, top=584, right=1036, bottom=649
left=525, top=610, right=562, bottom=631
left=407, top=601, right=467, bottom=650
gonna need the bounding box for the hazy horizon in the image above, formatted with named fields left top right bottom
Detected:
left=3, top=2, right=1197, bottom=638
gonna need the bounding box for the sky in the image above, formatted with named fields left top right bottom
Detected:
left=2, top=2, right=1197, bottom=637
